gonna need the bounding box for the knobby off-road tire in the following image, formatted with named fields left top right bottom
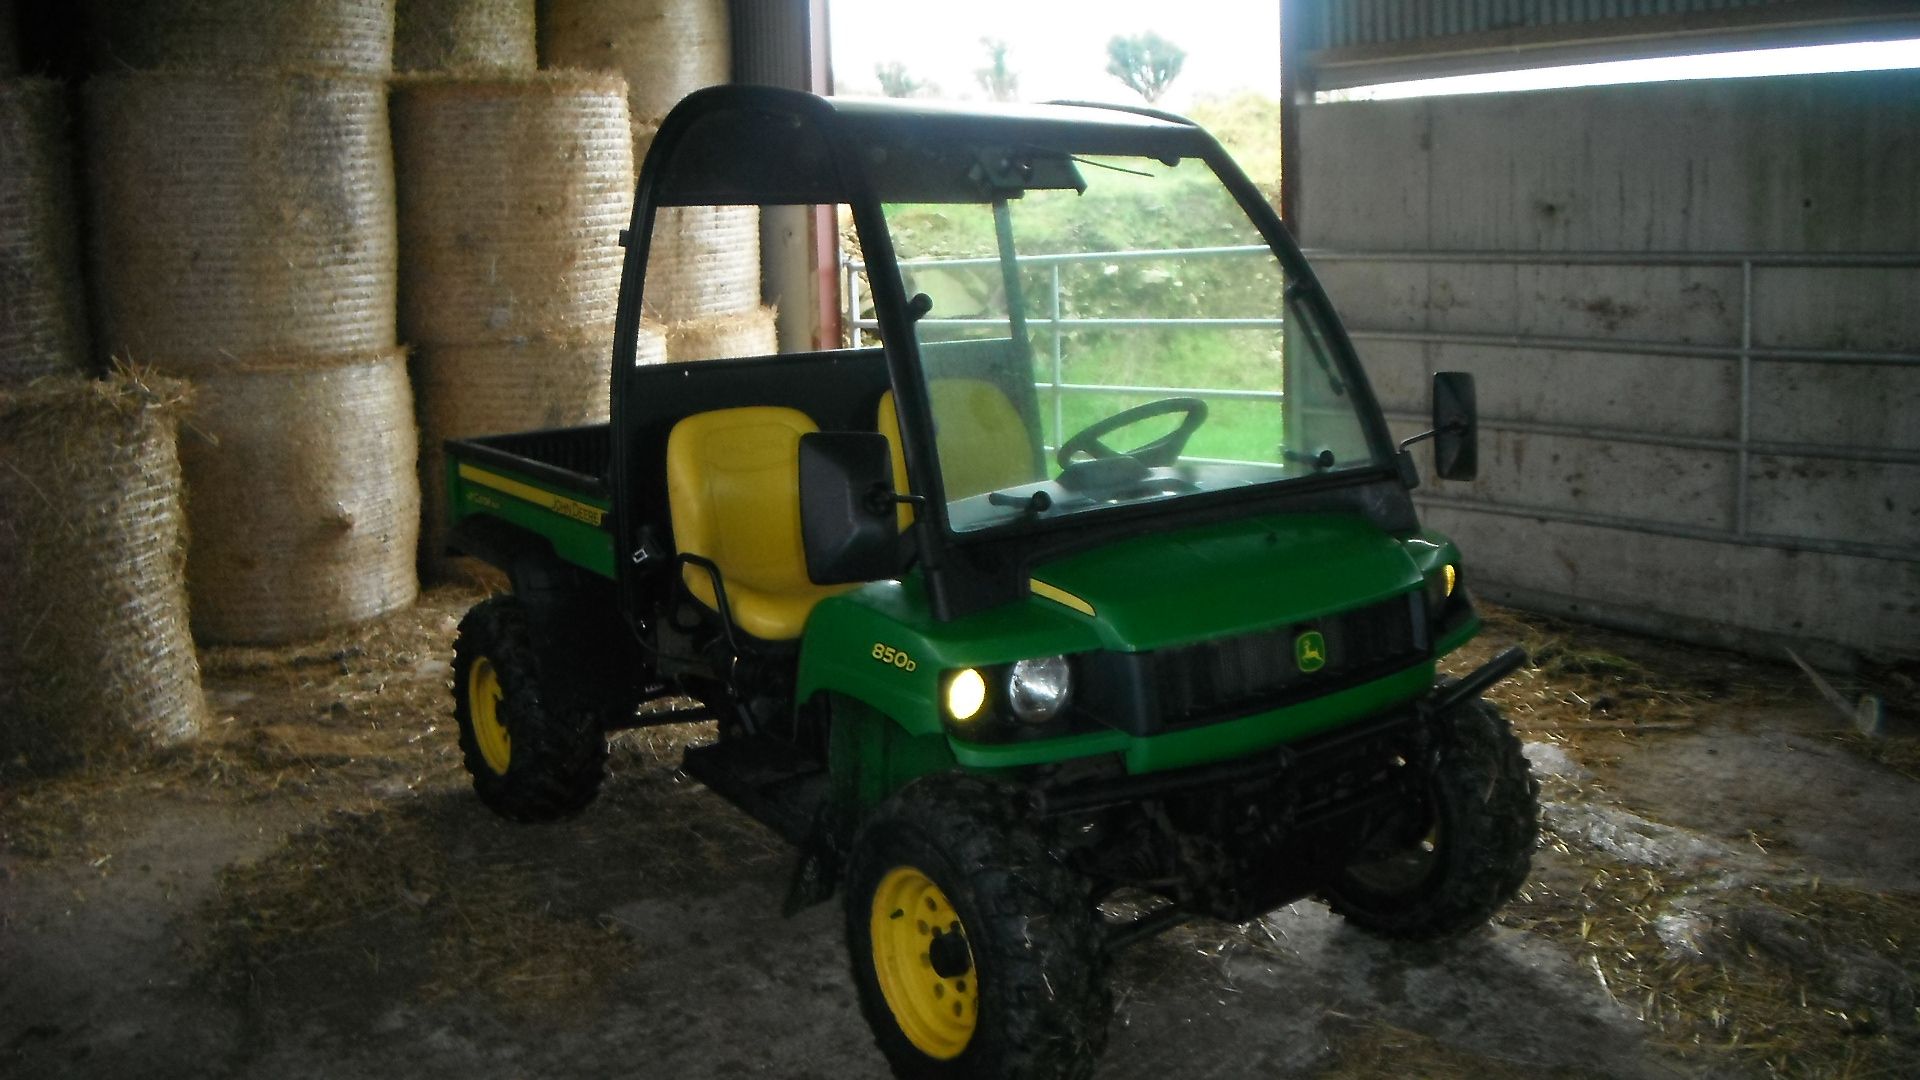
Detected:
left=845, top=773, right=1112, bottom=1080
left=452, top=595, right=606, bottom=822
left=1322, top=698, right=1538, bottom=939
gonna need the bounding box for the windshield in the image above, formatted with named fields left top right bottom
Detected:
left=879, top=154, right=1386, bottom=534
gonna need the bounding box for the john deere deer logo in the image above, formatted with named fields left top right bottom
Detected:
left=1295, top=630, right=1327, bottom=673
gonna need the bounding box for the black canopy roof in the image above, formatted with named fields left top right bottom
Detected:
left=644, top=84, right=1220, bottom=207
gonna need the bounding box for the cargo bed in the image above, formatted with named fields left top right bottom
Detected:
left=444, top=424, right=618, bottom=579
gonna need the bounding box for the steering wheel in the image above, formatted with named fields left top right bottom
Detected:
left=1055, top=397, right=1209, bottom=470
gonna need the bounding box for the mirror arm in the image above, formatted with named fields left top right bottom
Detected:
left=863, top=484, right=926, bottom=516
left=1396, top=419, right=1467, bottom=453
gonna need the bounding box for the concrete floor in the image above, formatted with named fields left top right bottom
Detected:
left=2, top=589, right=1914, bottom=1079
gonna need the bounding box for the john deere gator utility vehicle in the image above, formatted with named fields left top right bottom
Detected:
left=441, top=85, right=1537, bottom=1079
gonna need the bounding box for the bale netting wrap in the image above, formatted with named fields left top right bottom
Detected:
left=643, top=204, right=761, bottom=323
left=394, top=0, right=535, bottom=74
left=665, top=307, right=777, bottom=364
left=85, top=0, right=395, bottom=76
left=0, top=80, right=91, bottom=381
left=411, top=325, right=662, bottom=571
left=175, top=352, right=420, bottom=645
left=85, top=73, right=398, bottom=367
left=391, top=73, right=633, bottom=344
left=0, top=376, right=207, bottom=771
left=537, top=0, right=729, bottom=127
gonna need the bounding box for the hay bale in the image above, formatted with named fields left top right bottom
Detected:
left=413, top=324, right=663, bottom=570
left=0, top=375, right=207, bottom=772
left=85, top=0, right=395, bottom=76
left=175, top=352, right=420, bottom=645
left=643, top=203, right=761, bottom=323
left=537, top=0, right=729, bottom=127
left=0, top=79, right=91, bottom=382
left=664, top=307, right=776, bottom=363
left=394, top=0, right=535, bottom=74
left=84, top=72, right=397, bottom=367
left=391, top=72, right=633, bottom=345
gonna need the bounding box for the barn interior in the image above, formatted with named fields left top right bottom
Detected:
left=1, top=2, right=1916, bottom=1077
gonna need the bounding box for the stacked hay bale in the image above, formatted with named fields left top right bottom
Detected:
left=82, top=0, right=420, bottom=646
left=537, top=0, right=727, bottom=124
left=539, top=0, right=775, bottom=360
left=0, top=63, right=210, bottom=764
left=1, top=79, right=91, bottom=381
left=394, top=0, right=536, bottom=74
left=0, top=376, right=209, bottom=770
left=391, top=72, right=659, bottom=572
left=85, top=0, right=395, bottom=74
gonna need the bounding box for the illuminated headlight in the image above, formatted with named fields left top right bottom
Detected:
left=1007, top=656, right=1072, bottom=723
left=946, top=668, right=987, bottom=722
left=1425, top=563, right=1458, bottom=617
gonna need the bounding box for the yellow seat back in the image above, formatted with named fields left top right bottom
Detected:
left=877, top=380, right=1037, bottom=522
left=665, top=406, right=851, bottom=641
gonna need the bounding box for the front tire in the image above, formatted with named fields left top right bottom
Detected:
left=1322, top=698, right=1538, bottom=939
left=451, top=595, right=606, bottom=822
left=845, top=774, right=1111, bottom=1080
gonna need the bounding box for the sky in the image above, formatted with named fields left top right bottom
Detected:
left=826, top=0, right=1280, bottom=110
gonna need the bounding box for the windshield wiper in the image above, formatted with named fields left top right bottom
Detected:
left=987, top=489, right=1053, bottom=517
left=1282, top=448, right=1337, bottom=471
left=1286, top=283, right=1347, bottom=397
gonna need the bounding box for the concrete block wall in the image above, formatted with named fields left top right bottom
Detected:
left=1298, top=70, right=1920, bottom=662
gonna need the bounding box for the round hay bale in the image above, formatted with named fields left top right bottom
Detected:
left=174, top=351, right=420, bottom=645
left=412, top=323, right=663, bottom=572
left=0, top=375, right=207, bottom=772
left=85, top=0, right=395, bottom=76
left=664, top=307, right=776, bottom=364
left=391, top=72, right=633, bottom=345
left=537, top=0, right=729, bottom=127
left=394, top=0, right=535, bottom=74
left=0, top=79, right=91, bottom=382
left=643, top=204, right=761, bottom=323
left=84, top=73, right=398, bottom=367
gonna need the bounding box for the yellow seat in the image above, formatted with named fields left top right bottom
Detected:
left=666, top=406, right=852, bottom=641
left=877, top=380, right=1037, bottom=523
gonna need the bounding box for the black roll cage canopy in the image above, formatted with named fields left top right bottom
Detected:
left=608, top=85, right=1402, bottom=622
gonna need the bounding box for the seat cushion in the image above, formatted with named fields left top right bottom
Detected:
left=877, top=379, right=1037, bottom=525
left=666, top=406, right=851, bottom=641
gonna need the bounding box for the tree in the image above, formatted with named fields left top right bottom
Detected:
left=1105, top=32, right=1186, bottom=104
left=975, top=38, right=1019, bottom=102
left=874, top=61, right=927, bottom=98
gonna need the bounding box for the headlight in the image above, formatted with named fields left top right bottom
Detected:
left=1425, top=563, right=1457, bottom=617
left=946, top=668, right=987, bottom=722
left=1007, top=656, right=1072, bottom=723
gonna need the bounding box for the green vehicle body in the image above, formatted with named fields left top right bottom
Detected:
left=444, top=450, right=1478, bottom=811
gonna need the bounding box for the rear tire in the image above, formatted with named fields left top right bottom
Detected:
left=1322, top=698, right=1538, bottom=939
left=845, top=773, right=1111, bottom=1080
left=452, top=595, right=606, bottom=822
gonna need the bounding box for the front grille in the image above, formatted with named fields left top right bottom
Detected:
left=1151, top=593, right=1428, bottom=726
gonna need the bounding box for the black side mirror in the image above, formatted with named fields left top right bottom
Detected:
left=1431, top=371, right=1478, bottom=480
left=799, top=432, right=901, bottom=584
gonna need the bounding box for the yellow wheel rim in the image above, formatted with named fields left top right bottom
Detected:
left=468, top=656, right=510, bottom=775
left=870, top=865, right=978, bottom=1060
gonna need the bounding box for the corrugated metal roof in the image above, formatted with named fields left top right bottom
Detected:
left=1304, top=0, right=1798, bottom=50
